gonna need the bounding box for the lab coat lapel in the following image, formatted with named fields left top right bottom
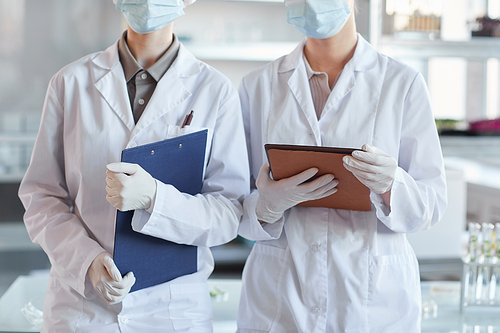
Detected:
left=93, top=41, right=135, bottom=132
left=131, top=45, right=196, bottom=137
left=282, top=40, right=321, bottom=145
left=132, top=68, right=191, bottom=137
left=320, top=35, right=381, bottom=148
left=321, top=64, right=356, bottom=118
left=287, top=64, right=321, bottom=143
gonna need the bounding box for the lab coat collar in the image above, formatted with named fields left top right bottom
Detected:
left=277, top=33, right=378, bottom=74
left=350, top=34, right=378, bottom=72
left=92, top=40, right=120, bottom=71
left=92, top=40, right=200, bottom=76
left=172, top=43, right=202, bottom=78
left=93, top=40, right=136, bottom=131
left=278, top=38, right=306, bottom=74
left=131, top=44, right=196, bottom=136
left=277, top=34, right=379, bottom=143
left=92, top=41, right=200, bottom=135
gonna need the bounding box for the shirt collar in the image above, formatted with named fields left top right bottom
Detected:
left=118, top=31, right=180, bottom=82
left=303, top=54, right=326, bottom=80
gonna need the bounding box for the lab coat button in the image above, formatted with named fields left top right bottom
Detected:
left=311, top=306, right=320, bottom=314
left=138, top=98, right=145, bottom=105
left=129, top=141, right=137, bottom=148
left=120, top=315, right=129, bottom=324
left=309, top=244, right=320, bottom=252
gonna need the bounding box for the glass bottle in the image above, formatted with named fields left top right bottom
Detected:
left=476, top=223, right=494, bottom=303
left=464, top=222, right=481, bottom=304
left=488, top=223, right=500, bottom=304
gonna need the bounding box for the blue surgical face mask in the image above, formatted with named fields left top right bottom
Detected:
left=285, top=0, right=352, bottom=39
left=116, top=0, right=185, bottom=34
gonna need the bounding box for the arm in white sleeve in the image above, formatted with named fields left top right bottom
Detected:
left=372, top=73, right=447, bottom=233
left=18, top=78, right=104, bottom=297
left=131, top=91, right=250, bottom=247
left=237, top=77, right=285, bottom=241
left=239, top=189, right=285, bottom=241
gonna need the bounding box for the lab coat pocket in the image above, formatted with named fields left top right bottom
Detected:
left=367, top=254, right=421, bottom=333
left=166, top=124, right=209, bottom=140
left=169, top=282, right=212, bottom=333
left=44, top=275, right=84, bottom=332
left=238, top=243, right=288, bottom=332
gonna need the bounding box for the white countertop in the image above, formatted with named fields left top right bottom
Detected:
left=2, top=275, right=500, bottom=332
left=444, top=157, right=500, bottom=191
left=0, top=275, right=239, bottom=333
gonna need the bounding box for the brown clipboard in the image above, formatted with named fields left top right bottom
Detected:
left=265, top=144, right=371, bottom=211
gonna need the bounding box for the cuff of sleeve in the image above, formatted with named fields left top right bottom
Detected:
left=131, top=180, right=196, bottom=243
left=372, top=168, right=404, bottom=224
left=145, top=179, right=158, bottom=215
left=132, top=179, right=163, bottom=232
left=82, top=247, right=108, bottom=299
left=239, top=191, right=284, bottom=241
left=132, top=209, right=151, bottom=232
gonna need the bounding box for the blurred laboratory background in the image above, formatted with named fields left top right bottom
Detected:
left=1, top=0, right=500, bottom=331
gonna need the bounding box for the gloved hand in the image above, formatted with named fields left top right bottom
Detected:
left=88, top=252, right=135, bottom=305
left=342, top=144, right=397, bottom=194
left=106, top=162, right=157, bottom=211
left=255, top=163, right=339, bottom=224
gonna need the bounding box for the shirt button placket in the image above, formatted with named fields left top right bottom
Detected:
left=310, top=243, right=320, bottom=253
left=311, top=306, right=320, bottom=314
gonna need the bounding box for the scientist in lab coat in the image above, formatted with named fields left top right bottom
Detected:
left=237, top=0, right=447, bottom=332
left=18, top=0, right=249, bottom=332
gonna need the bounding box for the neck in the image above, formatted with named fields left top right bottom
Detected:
left=126, top=24, right=174, bottom=69
left=303, top=14, right=358, bottom=74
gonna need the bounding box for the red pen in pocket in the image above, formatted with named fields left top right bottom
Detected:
left=181, top=110, right=194, bottom=128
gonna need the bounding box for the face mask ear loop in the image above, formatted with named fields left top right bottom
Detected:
left=349, top=0, right=356, bottom=16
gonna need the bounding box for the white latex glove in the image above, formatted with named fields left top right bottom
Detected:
left=255, top=163, right=339, bottom=223
left=342, top=144, right=397, bottom=194
left=106, top=162, right=157, bottom=211
left=88, top=252, right=135, bottom=305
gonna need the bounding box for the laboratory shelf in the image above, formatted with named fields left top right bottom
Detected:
left=185, top=37, right=500, bottom=62
left=184, top=42, right=298, bottom=62
left=0, top=135, right=36, bottom=143
left=379, top=36, right=500, bottom=60
left=200, top=0, right=283, bottom=2
left=0, top=174, right=24, bottom=183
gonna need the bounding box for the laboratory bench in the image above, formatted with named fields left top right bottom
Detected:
left=1, top=274, right=500, bottom=333
left=0, top=274, right=241, bottom=333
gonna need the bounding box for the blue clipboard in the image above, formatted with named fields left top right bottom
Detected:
left=113, top=129, right=207, bottom=293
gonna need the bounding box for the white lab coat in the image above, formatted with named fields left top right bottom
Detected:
left=237, top=35, right=447, bottom=333
left=18, top=39, right=249, bottom=333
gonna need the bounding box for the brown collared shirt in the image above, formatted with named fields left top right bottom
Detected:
left=303, top=54, right=342, bottom=120
left=118, top=31, right=180, bottom=123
